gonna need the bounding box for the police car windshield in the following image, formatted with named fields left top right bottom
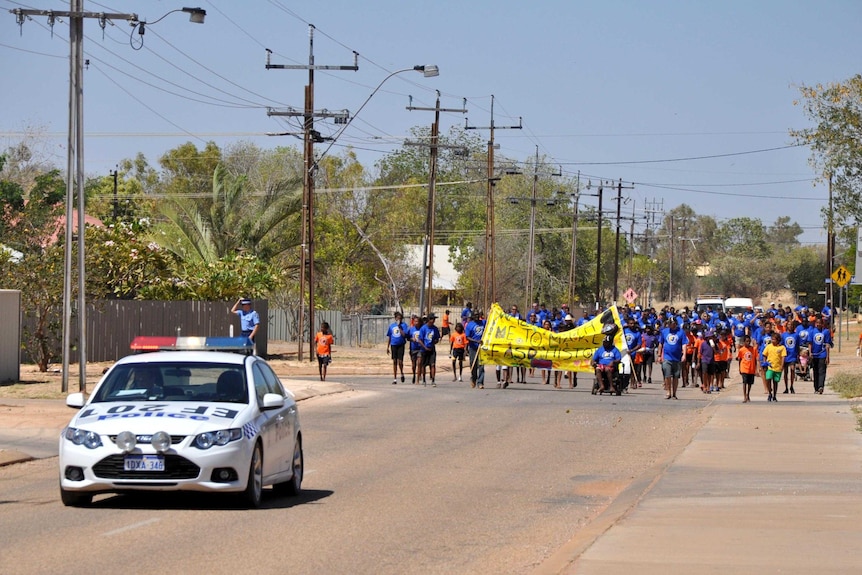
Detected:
left=91, top=363, right=248, bottom=404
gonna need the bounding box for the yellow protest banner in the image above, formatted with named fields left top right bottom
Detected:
left=479, top=303, right=627, bottom=372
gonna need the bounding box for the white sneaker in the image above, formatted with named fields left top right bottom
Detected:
left=458, top=377, right=463, bottom=382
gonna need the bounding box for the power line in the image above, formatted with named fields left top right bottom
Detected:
left=561, top=144, right=805, bottom=166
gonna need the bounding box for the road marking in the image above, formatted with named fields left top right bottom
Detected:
left=103, top=517, right=161, bottom=536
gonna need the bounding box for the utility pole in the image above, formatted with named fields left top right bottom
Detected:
left=465, top=95, right=521, bottom=312
left=9, top=4, right=205, bottom=392
left=407, top=95, right=467, bottom=316
left=525, top=146, right=540, bottom=312
left=612, top=179, right=635, bottom=304
left=628, top=199, right=636, bottom=291
left=265, top=25, right=358, bottom=361
left=668, top=214, right=675, bottom=305
left=568, top=172, right=581, bottom=307
left=827, top=172, right=834, bottom=314
left=643, top=198, right=664, bottom=308
left=593, top=180, right=607, bottom=311
left=110, top=167, right=118, bottom=219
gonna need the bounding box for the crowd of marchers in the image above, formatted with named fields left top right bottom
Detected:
left=382, top=299, right=836, bottom=402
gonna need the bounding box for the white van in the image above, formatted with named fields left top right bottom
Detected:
left=694, top=296, right=725, bottom=315
left=724, top=297, right=754, bottom=316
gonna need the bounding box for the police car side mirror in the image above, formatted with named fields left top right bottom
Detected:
left=261, top=393, right=285, bottom=410
left=66, top=392, right=86, bottom=408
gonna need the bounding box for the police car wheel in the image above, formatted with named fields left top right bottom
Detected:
left=60, top=485, right=92, bottom=507
left=274, top=438, right=303, bottom=496
left=243, top=442, right=263, bottom=508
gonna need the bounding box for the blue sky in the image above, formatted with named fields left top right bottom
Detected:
left=2, top=0, right=860, bottom=246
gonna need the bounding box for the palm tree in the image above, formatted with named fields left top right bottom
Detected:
left=152, top=164, right=302, bottom=265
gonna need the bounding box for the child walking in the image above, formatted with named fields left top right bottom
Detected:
left=315, top=322, right=334, bottom=381
left=449, top=322, right=468, bottom=382
left=736, top=335, right=758, bottom=403
left=762, top=332, right=787, bottom=403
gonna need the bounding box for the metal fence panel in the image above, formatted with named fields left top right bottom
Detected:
left=23, top=300, right=269, bottom=364
left=0, top=290, right=21, bottom=383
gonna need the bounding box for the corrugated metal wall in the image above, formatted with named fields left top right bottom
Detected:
left=22, top=300, right=268, bottom=363
left=19, top=299, right=416, bottom=364
left=0, top=290, right=21, bottom=383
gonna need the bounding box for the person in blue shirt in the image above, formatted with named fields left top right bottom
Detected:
left=465, top=310, right=486, bottom=389
left=658, top=318, right=684, bottom=399
left=731, top=313, right=748, bottom=349
left=231, top=297, right=260, bottom=342
left=809, top=316, right=833, bottom=394
left=460, top=302, right=473, bottom=324
left=591, top=335, right=622, bottom=395
left=781, top=319, right=799, bottom=394
left=418, top=314, right=441, bottom=386
left=623, top=318, right=643, bottom=387
left=386, top=311, right=408, bottom=385
left=821, top=300, right=833, bottom=329
left=406, top=315, right=423, bottom=384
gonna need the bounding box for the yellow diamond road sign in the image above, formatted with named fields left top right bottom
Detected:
left=832, top=265, right=851, bottom=288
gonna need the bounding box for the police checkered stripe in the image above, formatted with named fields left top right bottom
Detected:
left=242, top=422, right=258, bottom=439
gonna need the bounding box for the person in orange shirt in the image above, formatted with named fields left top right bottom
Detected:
left=681, top=325, right=697, bottom=388
left=315, top=322, right=334, bottom=381
left=715, top=329, right=732, bottom=389
left=736, top=335, right=758, bottom=403
left=441, top=310, right=451, bottom=338
left=449, top=322, right=468, bottom=382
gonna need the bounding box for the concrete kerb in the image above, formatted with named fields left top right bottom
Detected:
left=0, top=378, right=352, bottom=468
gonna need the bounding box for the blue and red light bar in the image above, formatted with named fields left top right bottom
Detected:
left=130, top=336, right=254, bottom=353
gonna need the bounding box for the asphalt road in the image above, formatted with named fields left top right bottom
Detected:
left=0, top=374, right=717, bottom=575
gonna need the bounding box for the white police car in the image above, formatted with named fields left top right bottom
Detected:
left=59, top=336, right=302, bottom=508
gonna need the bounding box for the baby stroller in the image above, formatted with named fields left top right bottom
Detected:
left=796, top=348, right=812, bottom=381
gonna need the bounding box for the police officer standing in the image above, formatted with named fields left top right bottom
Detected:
left=231, top=297, right=260, bottom=342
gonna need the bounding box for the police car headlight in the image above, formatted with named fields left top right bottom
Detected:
left=115, top=430, right=136, bottom=452
left=64, top=427, right=103, bottom=449
left=193, top=429, right=242, bottom=449
left=151, top=431, right=172, bottom=453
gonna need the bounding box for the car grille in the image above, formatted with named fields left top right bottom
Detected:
left=108, top=435, right=186, bottom=445
left=93, top=455, right=200, bottom=480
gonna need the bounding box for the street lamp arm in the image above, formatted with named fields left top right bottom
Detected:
left=315, top=65, right=438, bottom=166
left=145, top=7, right=206, bottom=26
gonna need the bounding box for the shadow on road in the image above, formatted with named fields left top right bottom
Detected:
left=88, top=488, right=334, bottom=510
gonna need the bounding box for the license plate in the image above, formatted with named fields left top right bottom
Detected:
left=124, top=455, right=165, bottom=471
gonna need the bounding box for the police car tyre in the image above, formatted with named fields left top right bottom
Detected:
left=274, top=438, right=303, bottom=496
left=60, top=484, right=93, bottom=507
left=243, top=442, right=263, bottom=508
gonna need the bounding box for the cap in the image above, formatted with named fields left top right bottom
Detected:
left=239, top=298, right=252, bottom=305
left=427, top=313, right=437, bottom=320
left=565, top=314, right=573, bottom=321
left=635, top=305, right=641, bottom=311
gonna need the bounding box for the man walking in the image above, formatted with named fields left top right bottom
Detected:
left=418, top=314, right=441, bottom=386
left=658, top=318, right=684, bottom=399
left=465, top=310, right=486, bottom=389
left=810, top=316, right=833, bottom=394
left=386, top=311, right=408, bottom=384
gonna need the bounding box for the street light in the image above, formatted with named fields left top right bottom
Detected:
left=9, top=3, right=205, bottom=393
left=316, top=65, right=439, bottom=164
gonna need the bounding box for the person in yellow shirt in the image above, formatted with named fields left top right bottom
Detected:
left=762, top=332, right=787, bottom=403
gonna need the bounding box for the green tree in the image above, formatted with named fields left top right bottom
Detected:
left=0, top=164, right=67, bottom=371
left=152, top=162, right=302, bottom=264
left=792, top=75, right=862, bottom=227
